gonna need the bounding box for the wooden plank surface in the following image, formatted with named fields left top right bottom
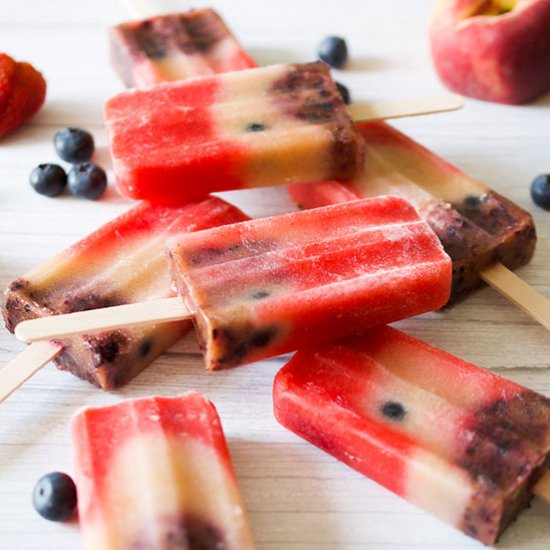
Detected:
left=1, top=0, right=550, bottom=548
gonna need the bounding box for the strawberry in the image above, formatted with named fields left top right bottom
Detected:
left=0, top=54, right=46, bottom=139
left=0, top=54, right=17, bottom=111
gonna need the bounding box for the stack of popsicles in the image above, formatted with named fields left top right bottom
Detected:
left=2, top=6, right=550, bottom=548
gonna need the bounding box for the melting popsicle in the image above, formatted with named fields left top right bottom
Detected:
left=15, top=197, right=452, bottom=370
left=273, top=325, right=550, bottom=545
left=289, top=120, right=536, bottom=305
left=2, top=197, right=248, bottom=390
left=105, top=61, right=366, bottom=204
left=72, top=392, right=255, bottom=549
left=109, top=8, right=256, bottom=88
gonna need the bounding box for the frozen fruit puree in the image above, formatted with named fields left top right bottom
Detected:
left=273, top=326, right=550, bottom=545
left=105, top=62, right=365, bottom=204
left=2, top=198, right=248, bottom=389
left=167, top=196, right=452, bottom=370
left=72, top=393, right=255, bottom=549
left=289, top=121, right=536, bottom=304
left=110, top=8, right=256, bottom=88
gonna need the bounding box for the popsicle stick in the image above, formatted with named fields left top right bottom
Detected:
left=14, top=297, right=190, bottom=343
left=533, top=470, right=550, bottom=502
left=481, top=262, right=550, bottom=332
left=0, top=341, right=62, bottom=403
left=119, top=0, right=158, bottom=18
left=349, top=94, right=464, bottom=122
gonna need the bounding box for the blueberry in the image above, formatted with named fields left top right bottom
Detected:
left=317, top=36, right=348, bottom=69
left=32, top=472, right=77, bottom=522
left=245, top=122, right=267, bottom=132
left=531, top=174, right=550, bottom=210
left=54, top=127, right=95, bottom=163
left=335, top=81, right=351, bottom=105
left=29, top=164, right=67, bottom=197
left=380, top=401, right=406, bottom=421
left=464, top=195, right=482, bottom=208
left=67, top=163, right=107, bottom=200
left=252, top=290, right=270, bottom=299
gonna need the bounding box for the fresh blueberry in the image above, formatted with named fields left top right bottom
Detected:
left=335, top=81, right=351, bottom=105
left=54, top=127, right=95, bottom=163
left=318, top=36, right=348, bottom=69
left=32, top=472, right=77, bottom=522
left=29, top=164, right=67, bottom=197
left=531, top=174, right=550, bottom=210
left=67, top=163, right=107, bottom=200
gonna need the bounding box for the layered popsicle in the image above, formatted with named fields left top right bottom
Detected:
left=72, top=392, right=255, bottom=549
left=109, top=8, right=256, bottom=88
left=105, top=62, right=365, bottom=204
left=167, top=196, right=452, bottom=369
left=289, top=121, right=536, bottom=304
left=2, top=197, right=248, bottom=389
left=273, top=326, right=550, bottom=545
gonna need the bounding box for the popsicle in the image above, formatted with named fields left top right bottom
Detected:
left=273, top=326, right=550, bottom=545
left=15, top=197, right=453, bottom=371
left=72, top=392, right=255, bottom=549
left=2, top=197, right=248, bottom=392
left=109, top=8, right=257, bottom=88
left=104, top=61, right=366, bottom=204
left=289, top=120, right=537, bottom=306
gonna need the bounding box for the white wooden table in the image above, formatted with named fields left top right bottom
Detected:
left=2, top=1, right=550, bottom=548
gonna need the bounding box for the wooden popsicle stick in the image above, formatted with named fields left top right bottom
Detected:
left=14, top=297, right=190, bottom=343
left=0, top=341, right=62, bottom=403
left=480, top=262, right=550, bottom=332
left=533, top=470, right=550, bottom=502
left=349, top=94, right=464, bottom=122
left=118, top=0, right=158, bottom=18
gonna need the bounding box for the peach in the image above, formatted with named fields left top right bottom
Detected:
left=430, top=0, right=550, bottom=104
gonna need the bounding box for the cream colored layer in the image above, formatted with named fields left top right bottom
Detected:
left=354, top=146, right=440, bottom=212
left=149, top=52, right=216, bottom=83
left=21, top=222, right=178, bottom=305
left=406, top=449, right=473, bottom=528
left=208, top=37, right=250, bottom=72
left=135, top=37, right=249, bottom=85
left=373, top=137, right=488, bottom=205
left=357, top=356, right=471, bottom=459
left=80, top=434, right=254, bottom=550
left=212, top=64, right=335, bottom=187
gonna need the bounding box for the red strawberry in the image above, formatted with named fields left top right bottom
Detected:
left=0, top=54, right=17, bottom=110
left=0, top=55, right=46, bottom=139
